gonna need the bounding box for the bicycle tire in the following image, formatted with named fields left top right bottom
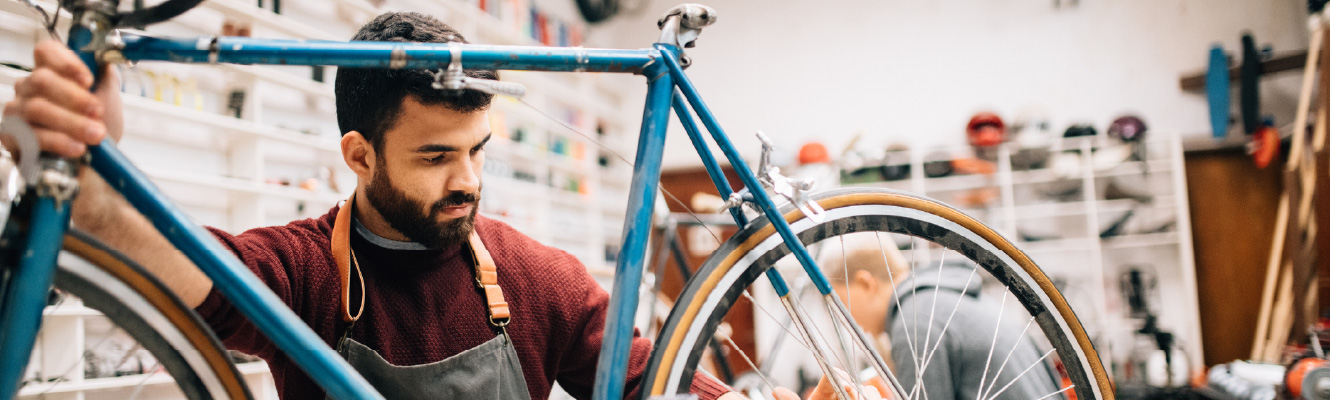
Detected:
left=23, top=229, right=252, bottom=399
left=641, top=187, right=1113, bottom=400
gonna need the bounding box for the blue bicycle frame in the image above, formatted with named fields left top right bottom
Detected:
left=0, top=21, right=840, bottom=400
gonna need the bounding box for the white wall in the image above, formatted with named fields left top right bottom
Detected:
left=586, top=0, right=1312, bottom=170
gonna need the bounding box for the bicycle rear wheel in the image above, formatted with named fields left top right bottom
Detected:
left=642, top=187, right=1112, bottom=400
left=16, top=229, right=251, bottom=399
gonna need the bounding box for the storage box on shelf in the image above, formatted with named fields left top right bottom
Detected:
left=840, top=133, right=1202, bottom=370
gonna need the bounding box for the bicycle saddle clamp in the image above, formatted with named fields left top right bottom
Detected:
left=657, top=4, right=716, bottom=68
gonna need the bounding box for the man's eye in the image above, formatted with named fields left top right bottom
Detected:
left=424, top=155, right=446, bottom=164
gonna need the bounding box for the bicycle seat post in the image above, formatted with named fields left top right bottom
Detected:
left=656, top=3, right=717, bottom=68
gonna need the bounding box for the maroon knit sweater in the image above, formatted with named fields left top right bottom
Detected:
left=195, top=205, right=731, bottom=399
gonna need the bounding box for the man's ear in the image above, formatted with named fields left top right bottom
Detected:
left=342, top=131, right=374, bottom=181
left=853, top=269, right=879, bottom=293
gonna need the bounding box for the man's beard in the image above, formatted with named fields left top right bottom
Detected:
left=364, top=165, right=480, bottom=249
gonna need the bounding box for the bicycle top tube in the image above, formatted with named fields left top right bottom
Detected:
left=118, top=35, right=661, bottom=74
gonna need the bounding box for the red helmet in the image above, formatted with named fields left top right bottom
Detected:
left=967, top=112, right=1006, bottom=147
left=798, top=142, right=830, bottom=165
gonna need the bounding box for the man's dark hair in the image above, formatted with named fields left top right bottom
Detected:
left=335, top=12, right=498, bottom=150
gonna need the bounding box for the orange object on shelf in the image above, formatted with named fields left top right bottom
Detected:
left=798, top=142, right=830, bottom=165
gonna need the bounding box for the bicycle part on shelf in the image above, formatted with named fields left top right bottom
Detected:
left=1063, top=124, right=1097, bottom=138
left=432, top=43, right=527, bottom=98
left=1241, top=33, right=1262, bottom=135
left=642, top=187, right=1112, bottom=400
left=922, top=152, right=954, bottom=178
left=798, top=142, right=830, bottom=165
left=1207, top=45, right=1232, bottom=139
left=755, top=131, right=826, bottom=223
left=1287, top=358, right=1330, bottom=400
left=967, top=112, right=1006, bottom=147
left=1249, top=124, right=1281, bottom=168
left=576, top=0, right=621, bottom=23
left=1108, top=115, right=1148, bottom=143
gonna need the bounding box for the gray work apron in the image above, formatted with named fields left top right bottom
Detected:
left=332, top=332, right=531, bottom=399
left=327, top=194, right=531, bottom=400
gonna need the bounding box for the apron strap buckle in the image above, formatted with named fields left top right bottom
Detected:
left=469, top=231, right=513, bottom=327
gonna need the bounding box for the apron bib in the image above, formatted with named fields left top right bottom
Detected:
left=326, top=195, right=531, bottom=400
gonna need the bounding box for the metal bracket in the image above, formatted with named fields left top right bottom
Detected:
left=755, top=131, right=826, bottom=223
left=431, top=43, right=527, bottom=98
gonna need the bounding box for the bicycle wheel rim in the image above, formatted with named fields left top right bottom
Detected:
left=642, top=187, right=1112, bottom=400
left=27, top=230, right=252, bottom=399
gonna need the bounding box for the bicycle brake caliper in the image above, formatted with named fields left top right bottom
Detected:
left=755, top=131, right=826, bottom=223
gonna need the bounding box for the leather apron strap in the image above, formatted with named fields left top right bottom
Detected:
left=327, top=196, right=531, bottom=400
left=331, top=194, right=512, bottom=327
left=332, top=194, right=365, bottom=323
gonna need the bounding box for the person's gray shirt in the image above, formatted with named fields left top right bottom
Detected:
left=888, top=262, right=1065, bottom=400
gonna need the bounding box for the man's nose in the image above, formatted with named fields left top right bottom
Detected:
left=447, top=161, right=481, bottom=194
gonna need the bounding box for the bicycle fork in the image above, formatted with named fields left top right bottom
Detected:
left=0, top=156, right=82, bottom=399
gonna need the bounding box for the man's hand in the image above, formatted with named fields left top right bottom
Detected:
left=3, top=40, right=212, bottom=308
left=767, top=370, right=887, bottom=400
left=5, top=40, right=122, bottom=158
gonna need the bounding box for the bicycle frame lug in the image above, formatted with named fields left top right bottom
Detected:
left=70, top=0, right=118, bottom=53
left=96, top=29, right=128, bottom=65
left=35, top=157, right=81, bottom=209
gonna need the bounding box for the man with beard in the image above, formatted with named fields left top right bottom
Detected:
left=7, top=11, right=744, bottom=400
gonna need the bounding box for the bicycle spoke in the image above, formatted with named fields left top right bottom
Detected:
left=916, top=265, right=980, bottom=373
left=984, top=348, right=1057, bottom=400
left=874, top=232, right=921, bottom=379
left=975, top=291, right=1011, bottom=400
left=127, top=366, right=164, bottom=400
left=909, top=251, right=947, bottom=400
left=742, top=290, right=812, bottom=351
left=717, top=329, right=778, bottom=393
left=1034, top=385, right=1074, bottom=400
left=783, top=296, right=854, bottom=400
left=832, top=237, right=867, bottom=395
left=983, top=316, right=1038, bottom=400
left=825, top=298, right=866, bottom=398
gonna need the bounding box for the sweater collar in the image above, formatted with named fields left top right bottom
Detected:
left=352, top=216, right=432, bottom=251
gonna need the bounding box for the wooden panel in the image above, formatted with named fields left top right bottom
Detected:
left=1185, top=148, right=1283, bottom=366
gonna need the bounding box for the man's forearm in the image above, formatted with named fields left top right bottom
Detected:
left=73, top=170, right=214, bottom=307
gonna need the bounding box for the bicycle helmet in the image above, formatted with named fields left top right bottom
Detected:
left=798, top=142, right=830, bottom=165
left=967, top=112, right=1006, bottom=147
left=1108, top=115, right=1148, bottom=142
left=1064, top=124, right=1097, bottom=138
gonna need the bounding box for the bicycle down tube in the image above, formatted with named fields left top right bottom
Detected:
left=0, top=29, right=853, bottom=400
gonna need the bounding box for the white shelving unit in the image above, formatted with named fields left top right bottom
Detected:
left=841, top=133, right=1204, bottom=372
left=1, top=0, right=634, bottom=397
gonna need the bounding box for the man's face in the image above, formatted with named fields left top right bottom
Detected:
left=364, top=96, right=490, bottom=248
